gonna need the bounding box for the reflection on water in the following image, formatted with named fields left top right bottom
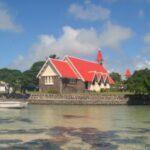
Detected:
left=0, top=105, right=150, bottom=149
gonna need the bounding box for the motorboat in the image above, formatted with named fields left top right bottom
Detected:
left=0, top=101, right=28, bottom=108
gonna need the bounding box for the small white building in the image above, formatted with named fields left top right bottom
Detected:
left=0, top=81, right=13, bottom=94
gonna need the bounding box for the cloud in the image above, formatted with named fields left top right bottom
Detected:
left=133, top=56, right=150, bottom=70
left=138, top=9, right=144, bottom=18
left=99, top=22, right=133, bottom=49
left=10, top=23, right=133, bottom=70
left=0, top=2, right=22, bottom=32
left=69, top=3, right=110, bottom=21
left=144, top=33, right=150, bottom=44
left=132, top=33, right=150, bottom=70
left=136, top=60, right=150, bottom=69
left=142, top=33, right=150, bottom=55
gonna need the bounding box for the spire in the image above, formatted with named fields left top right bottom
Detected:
left=125, top=69, right=131, bottom=78
left=96, top=50, right=103, bottom=65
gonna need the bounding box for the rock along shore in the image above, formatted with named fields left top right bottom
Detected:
left=28, top=93, right=150, bottom=105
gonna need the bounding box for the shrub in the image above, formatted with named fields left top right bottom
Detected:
left=46, top=89, right=59, bottom=94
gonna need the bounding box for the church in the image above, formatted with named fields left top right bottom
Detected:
left=37, top=51, right=114, bottom=93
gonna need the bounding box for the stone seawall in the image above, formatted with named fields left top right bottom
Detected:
left=28, top=93, right=150, bottom=105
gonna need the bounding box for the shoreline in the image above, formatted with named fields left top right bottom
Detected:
left=28, top=93, right=150, bottom=105
left=1, top=93, right=149, bottom=105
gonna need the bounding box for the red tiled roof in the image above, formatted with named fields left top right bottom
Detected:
left=108, top=76, right=115, bottom=85
left=86, top=72, right=96, bottom=82
left=50, top=58, right=78, bottom=79
left=125, top=69, right=131, bottom=78
left=66, top=56, right=108, bottom=82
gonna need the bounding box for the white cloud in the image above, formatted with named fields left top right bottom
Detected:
left=132, top=33, right=150, bottom=70
left=10, top=23, right=133, bottom=70
left=138, top=9, right=144, bottom=18
left=99, top=22, right=133, bottom=49
left=141, top=46, right=150, bottom=56
left=133, top=56, right=150, bottom=70
left=11, top=55, right=24, bottom=69
left=69, top=3, right=110, bottom=21
left=0, top=2, right=22, bottom=32
left=137, top=60, right=150, bottom=69
left=129, top=33, right=150, bottom=71
left=141, top=33, right=150, bottom=56
left=144, top=33, right=150, bottom=44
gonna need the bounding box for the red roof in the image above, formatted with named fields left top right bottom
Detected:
left=86, top=72, right=96, bottom=82
left=66, top=56, right=108, bottom=82
left=108, top=77, right=115, bottom=85
left=125, top=69, right=131, bottom=78
left=50, top=58, right=78, bottom=79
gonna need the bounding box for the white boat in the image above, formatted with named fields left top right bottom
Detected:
left=0, top=101, right=28, bottom=108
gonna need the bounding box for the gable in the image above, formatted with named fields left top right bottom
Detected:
left=40, top=62, right=58, bottom=77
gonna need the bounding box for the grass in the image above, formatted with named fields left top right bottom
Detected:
left=27, top=90, right=134, bottom=95
left=100, top=91, right=134, bottom=95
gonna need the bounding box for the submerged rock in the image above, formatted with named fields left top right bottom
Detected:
left=4, top=139, right=60, bottom=150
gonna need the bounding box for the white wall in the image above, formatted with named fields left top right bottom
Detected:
left=41, top=64, right=57, bottom=77
left=88, top=82, right=110, bottom=92
left=0, top=86, right=6, bottom=92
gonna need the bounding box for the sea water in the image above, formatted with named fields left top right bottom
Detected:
left=0, top=105, right=149, bottom=149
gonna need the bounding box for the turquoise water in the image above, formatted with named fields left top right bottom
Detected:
left=0, top=105, right=150, bottom=149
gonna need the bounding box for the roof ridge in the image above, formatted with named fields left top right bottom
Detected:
left=50, top=59, right=62, bottom=77
left=66, top=62, right=80, bottom=79
left=66, top=55, right=99, bottom=64
left=65, top=56, right=84, bottom=80
left=49, top=58, right=66, bottom=62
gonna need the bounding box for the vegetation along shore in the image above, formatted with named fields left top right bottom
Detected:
left=0, top=54, right=149, bottom=105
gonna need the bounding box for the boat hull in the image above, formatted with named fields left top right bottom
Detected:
left=0, top=101, right=28, bottom=108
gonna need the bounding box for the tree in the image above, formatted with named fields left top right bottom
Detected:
left=126, top=68, right=150, bottom=94
left=49, top=54, right=59, bottom=59
left=110, top=72, right=121, bottom=83
left=0, top=68, right=22, bottom=92
left=0, top=54, right=59, bottom=92
left=21, top=54, right=59, bottom=90
left=22, top=61, right=45, bottom=87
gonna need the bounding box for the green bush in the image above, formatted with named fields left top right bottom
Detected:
left=126, top=68, right=150, bottom=94
left=100, top=88, right=108, bottom=92
left=46, top=89, right=59, bottom=94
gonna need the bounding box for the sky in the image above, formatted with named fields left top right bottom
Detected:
left=0, top=0, right=149, bottom=74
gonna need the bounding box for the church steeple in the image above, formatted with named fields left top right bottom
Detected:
left=96, top=50, right=103, bottom=65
